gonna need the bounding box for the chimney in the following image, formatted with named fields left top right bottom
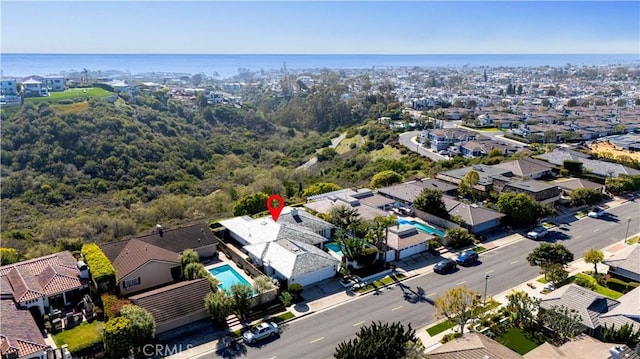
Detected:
left=610, top=346, right=624, bottom=359
left=291, top=208, right=299, bottom=217
left=156, top=224, right=163, bottom=237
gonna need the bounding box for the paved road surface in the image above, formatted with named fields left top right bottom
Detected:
left=224, top=201, right=639, bottom=359
left=398, top=131, right=448, bottom=161
left=297, top=133, right=347, bottom=170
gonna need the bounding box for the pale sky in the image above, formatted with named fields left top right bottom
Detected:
left=2, top=1, right=639, bottom=54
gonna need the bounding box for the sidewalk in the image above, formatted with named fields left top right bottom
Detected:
left=168, top=197, right=635, bottom=358
left=418, top=233, right=639, bottom=353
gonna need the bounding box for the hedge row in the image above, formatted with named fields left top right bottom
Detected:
left=607, top=278, right=640, bottom=293
left=81, top=244, right=116, bottom=292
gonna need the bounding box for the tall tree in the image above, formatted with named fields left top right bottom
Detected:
left=458, top=170, right=479, bottom=199
left=205, top=290, right=235, bottom=326
left=232, top=192, right=269, bottom=216
left=543, top=262, right=569, bottom=285
left=541, top=305, right=583, bottom=345
left=497, top=192, right=541, bottom=227
left=231, top=283, right=253, bottom=321
left=180, top=248, right=200, bottom=269
left=334, top=321, right=422, bottom=359
left=603, top=323, right=640, bottom=348
left=414, top=188, right=449, bottom=219
left=369, top=170, right=403, bottom=189
left=367, top=215, right=398, bottom=262
left=120, top=305, right=156, bottom=349
left=527, top=243, right=574, bottom=280
left=506, top=290, right=540, bottom=331
left=103, top=316, right=132, bottom=359
left=584, top=249, right=604, bottom=275
left=434, top=286, right=481, bottom=334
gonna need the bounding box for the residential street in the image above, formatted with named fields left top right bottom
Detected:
left=397, top=131, right=447, bottom=161
left=226, top=201, right=639, bottom=359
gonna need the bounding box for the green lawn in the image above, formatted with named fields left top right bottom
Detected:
left=473, top=246, right=487, bottom=253
left=627, top=236, right=639, bottom=245
left=25, top=87, right=113, bottom=103
left=426, top=320, right=456, bottom=336
left=495, top=328, right=544, bottom=355
left=52, top=321, right=104, bottom=353
left=574, top=273, right=623, bottom=299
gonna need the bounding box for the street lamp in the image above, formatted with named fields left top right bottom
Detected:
left=483, top=274, right=490, bottom=306
left=624, top=218, right=631, bottom=244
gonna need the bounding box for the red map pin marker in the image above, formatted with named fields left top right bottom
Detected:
left=266, top=194, right=285, bottom=222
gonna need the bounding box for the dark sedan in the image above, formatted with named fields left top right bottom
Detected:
left=433, top=258, right=457, bottom=274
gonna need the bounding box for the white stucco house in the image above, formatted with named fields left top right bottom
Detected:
left=219, top=208, right=339, bottom=286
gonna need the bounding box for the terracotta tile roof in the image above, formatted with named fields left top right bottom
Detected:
left=0, top=299, right=48, bottom=358
left=129, top=279, right=212, bottom=324
left=0, top=251, right=85, bottom=303
left=108, top=239, right=180, bottom=281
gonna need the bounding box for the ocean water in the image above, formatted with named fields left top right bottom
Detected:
left=1, top=53, right=638, bottom=80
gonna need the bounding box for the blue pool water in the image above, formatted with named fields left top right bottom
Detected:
left=397, top=219, right=446, bottom=237
left=208, top=264, right=252, bottom=292
left=325, top=242, right=344, bottom=257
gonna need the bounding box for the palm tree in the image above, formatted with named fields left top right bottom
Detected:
left=368, top=215, right=398, bottom=263
left=82, top=68, right=89, bottom=84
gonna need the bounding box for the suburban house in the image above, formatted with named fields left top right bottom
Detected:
left=499, top=180, right=562, bottom=205
left=421, top=128, right=477, bottom=151
left=378, top=178, right=457, bottom=204
left=602, top=244, right=640, bottom=282
left=100, top=223, right=219, bottom=295
left=105, top=80, right=138, bottom=95
left=427, top=332, right=523, bottom=359
left=539, top=284, right=640, bottom=339
left=0, top=251, right=89, bottom=316
left=21, top=78, right=48, bottom=97
left=0, top=299, right=49, bottom=359
left=385, top=224, right=432, bottom=261
left=218, top=210, right=340, bottom=286
left=304, top=189, right=391, bottom=221
left=244, top=239, right=339, bottom=287
left=555, top=178, right=607, bottom=196
left=442, top=196, right=506, bottom=233
left=41, top=75, right=65, bottom=92
left=436, top=163, right=562, bottom=204
left=535, top=149, right=640, bottom=178
left=1, top=78, right=18, bottom=95
left=493, top=158, right=555, bottom=179
left=101, top=238, right=181, bottom=296
left=276, top=207, right=336, bottom=239
left=129, top=278, right=212, bottom=334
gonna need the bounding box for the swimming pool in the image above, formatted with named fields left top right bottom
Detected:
left=325, top=242, right=344, bottom=257
left=208, top=264, right=252, bottom=293
left=397, top=219, right=446, bottom=237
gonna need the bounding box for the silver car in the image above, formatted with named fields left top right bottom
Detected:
left=242, top=322, right=279, bottom=344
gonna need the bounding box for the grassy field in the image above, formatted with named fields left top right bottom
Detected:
left=25, top=88, right=113, bottom=103
left=496, top=327, right=544, bottom=355
left=426, top=320, right=456, bottom=336
left=52, top=321, right=104, bottom=353
left=590, top=141, right=640, bottom=161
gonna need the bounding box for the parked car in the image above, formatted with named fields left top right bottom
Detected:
left=588, top=207, right=606, bottom=218
left=434, top=259, right=457, bottom=274
left=456, top=250, right=479, bottom=266
left=243, top=322, right=279, bottom=344
left=527, top=226, right=548, bottom=240
left=543, top=282, right=556, bottom=291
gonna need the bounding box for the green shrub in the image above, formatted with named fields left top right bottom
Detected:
left=574, top=276, right=597, bottom=290
left=101, top=293, right=131, bottom=321
left=81, top=244, right=116, bottom=292
left=440, top=332, right=462, bottom=344
left=607, top=278, right=640, bottom=293
left=288, top=283, right=304, bottom=297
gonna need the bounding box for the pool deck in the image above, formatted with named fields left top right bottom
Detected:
left=399, top=216, right=447, bottom=235
left=204, top=256, right=254, bottom=286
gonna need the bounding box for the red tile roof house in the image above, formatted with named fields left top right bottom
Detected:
left=0, top=299, right=49, bottom=359
left=0, top=251, right=89, bottom=316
